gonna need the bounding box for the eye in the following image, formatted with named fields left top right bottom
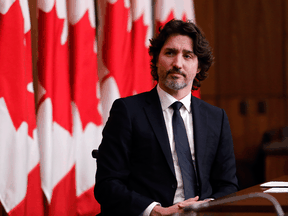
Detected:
left=183, top=54, right=193, bottom=59
left=183, top=51, right=196, bottom=60
left=165, top=51, right=173, bottom=56
left=184, top=54, right=192, bottom=59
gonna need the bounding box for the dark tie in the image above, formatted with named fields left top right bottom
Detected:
left=171, top=101, right=197, bottom=199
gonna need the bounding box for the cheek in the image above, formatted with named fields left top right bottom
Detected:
left=158, top=56, right=172, bottom=68
left=157, top=60, right=167, bottom=72
left=185, top=65, right=200, bottom=79
left=156, top=62, right=164, bottom=76
left=191, top=62, right=200, bottom=73
left=158, top=65, right=167, bottom=78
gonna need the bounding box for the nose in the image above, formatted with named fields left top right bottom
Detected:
left=172, top=54, right=183, bottom=69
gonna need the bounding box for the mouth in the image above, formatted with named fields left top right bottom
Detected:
left=166, top=69, right=186, bottom=78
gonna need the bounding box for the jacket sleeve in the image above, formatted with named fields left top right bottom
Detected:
left=210, top=109, right=239, bottom=199
left=94, top=99, right=153, bottom=216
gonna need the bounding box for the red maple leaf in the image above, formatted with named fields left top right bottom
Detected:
left=0, top=0, right=35, bottom=137
left=131, top=13, right=153, bottom=94
left=156, top=10, right=175, bottom=34
left=37, top=5, right=72, bottom=134
left=102, top=0, right=134, bottom=98
left=69, top=11, right=102, bottom=130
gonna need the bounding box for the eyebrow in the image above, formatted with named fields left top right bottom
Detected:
left=164, top=48, right=194, bottom=54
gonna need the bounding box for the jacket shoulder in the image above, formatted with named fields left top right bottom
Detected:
left=192, top=96, right=223, bottom=113
left=114, top=89, right=156, bottom=108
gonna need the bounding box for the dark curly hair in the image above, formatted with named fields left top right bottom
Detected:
left=149, top=19, right=214, bottom=90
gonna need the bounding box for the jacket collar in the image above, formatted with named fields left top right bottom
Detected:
left=144, top=87, right=176, bottom=176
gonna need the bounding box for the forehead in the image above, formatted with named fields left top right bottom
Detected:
left=162, top=34, right=193, bottom=51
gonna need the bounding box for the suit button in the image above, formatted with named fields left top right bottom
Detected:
left=172, top=184, right=177, bottom=189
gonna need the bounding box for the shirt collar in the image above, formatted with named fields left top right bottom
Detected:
left=157, top=85, right=191, bottom=112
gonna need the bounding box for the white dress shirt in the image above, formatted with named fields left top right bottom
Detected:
left=142, top=85, right=195, bottom=216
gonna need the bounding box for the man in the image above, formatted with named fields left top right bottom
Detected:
left=94, top=19, right=238, bottom=216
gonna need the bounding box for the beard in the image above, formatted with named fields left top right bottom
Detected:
left=164, top=78, right=187, bottom=90
left=161, top=68, right=188, bottom=90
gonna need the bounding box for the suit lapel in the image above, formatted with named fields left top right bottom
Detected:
left=191, top=96, right=208, bottom=173
left=144, top=88, right=176, bottom=177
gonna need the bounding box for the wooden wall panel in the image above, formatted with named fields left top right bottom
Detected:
left=215, top=0, right=284, bottom=97
left=194, top=0, right=216, bottom=98
left=265, top=155, right=288, bottom=181
left=266, top=98, right=286, bottom=128
left=284, top=0, right=288, bottom=127
left=253, top=1, right=284, bottom=96
left=218, top=98, right=246, bottom=159
left=195, top=0, right=288, bottom=186
left=215, top=0, right=246, bottom=96
left=218, top=97, right=286, bottom=160
left=213, top=0, right=286, bottom=158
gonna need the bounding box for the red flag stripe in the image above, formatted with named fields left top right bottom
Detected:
left=131, top=0, right=153, bottom=94
left=68, top=0, right=102, bottom=214
left=37, top=1, right=76, bottom=215
left=0, top=0, right=43, bottom=215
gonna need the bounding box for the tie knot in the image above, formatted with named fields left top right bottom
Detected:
left=171, top=101, right=183, bottom=111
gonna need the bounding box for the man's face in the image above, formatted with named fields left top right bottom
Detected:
left=156, top=34, right=200, bottom=95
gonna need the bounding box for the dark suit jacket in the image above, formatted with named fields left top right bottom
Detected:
left=94, top=87, right=238, bottom=216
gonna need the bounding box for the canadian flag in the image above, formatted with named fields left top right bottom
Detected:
left=98, top=0, right=153, bottom=124
left=98, top=0, right=132, bottom=124
left=37, top=0, right=76, bottom=215
left=131, top=0, right=153, bottom=95
left=0, top=0, right=43, bottom=215
left=68, top=0, right=102, bottom=215
left=154, top=0, right=200, bottom=98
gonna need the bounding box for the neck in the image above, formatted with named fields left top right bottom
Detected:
left=158, top=84, right=191, bottom=100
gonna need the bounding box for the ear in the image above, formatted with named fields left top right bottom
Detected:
left=197, top=68, right=201, bottom=74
